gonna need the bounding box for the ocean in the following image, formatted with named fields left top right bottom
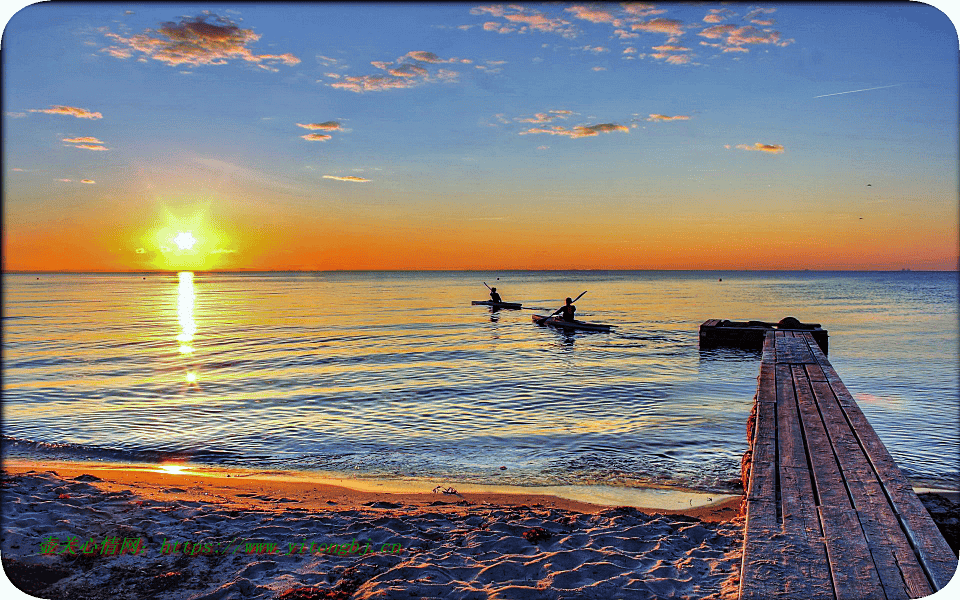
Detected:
left=3, top=270, right=957, bottom=495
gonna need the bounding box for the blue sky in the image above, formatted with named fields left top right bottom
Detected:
left=2, top=2, right=958, bottom=270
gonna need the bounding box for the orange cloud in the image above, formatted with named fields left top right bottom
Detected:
left=703, top=8, right=735, bottom=23
left=565, top=5, right=620, bottom=26
left=102, top=14, right=300, bottom=70
left=404, top=51, right=453, bottom=63
left=331, top=75, right=420, bottom=93
left=73, top=144, right=109, bottom=151
left=296, top=122, right=341, bottom=131
left=301, top=133, right=332, bottom=141
left=520, top=123, right=628, bottom=138
left=622, top=4, right=667, bottom=18
left=63, top=136, right=105, bottom=144
left=29, top=105, right=102, bottom=119
left=736, top=143, right=784, bottom=153
left=516, top=111, right=572, bottom=124
left=472, top=5, right=573, bottom=35
left=81, top=179, right=96, bottom=184
left=699, top=24, right=792, bottom=50
left=323, top=175, right=370, bottom=182
left=631, top=18, right=684, bottom=36
left=647, top=114, right=690, bottom=121
left=389, top=64, right=429, bottom=77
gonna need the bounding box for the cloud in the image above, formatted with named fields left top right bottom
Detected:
left=582, top=45, right=609, bottom=53
left=301, top=133, right=332, bottom=141
left=330, top=50, right=462, bottom=93
left=622, top=4, right=668, bottom=18
left=565, top=5, right=620, bottom=26
left=647, top=114, right=690, bottom=121
left=736, top=143, right=784, bottom=153
left=404, top=51, right=454, bottom=63
left=73, top=144, right=109, bottom=151
left=101, top=14, right=300, bottom=70
left=81, top=179, right=96, bottom=184
left=519, top=122, right=628, bottom=138
left=699, top=24, right=792, bottom=50
left=296, top=121, right=342, bottom=131
left=57, top=178, right=73, bottom=182
left=63, top=136, right=105, bottom=144
left=323, top=175, right=370, bottom=182
left=631, top=18, right=685, bottom=36
left=703, top=8, right=736, bottom=23
left=135, top=248, right=146, bottom=254
left=389, top=63, right=429, bottom=77
left=472, top=5, right=574, bottom=36
left=28, top=105, right=103, bottom=119
left=651, top=45, right=689, bottom=52
left=516, top=111, right=572, bottom=124
left=5, top=112, right=26, bottom=118
left=210, top=248, right=237, bottom=254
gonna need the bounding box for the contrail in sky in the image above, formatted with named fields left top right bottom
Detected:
left=813, top=84, right=902, bottom=99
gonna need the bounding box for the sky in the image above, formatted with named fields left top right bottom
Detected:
left=2, top=2, right=958, bottom=271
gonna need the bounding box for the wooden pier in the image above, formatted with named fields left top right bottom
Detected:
left=739, top=330, right=957, bottom=599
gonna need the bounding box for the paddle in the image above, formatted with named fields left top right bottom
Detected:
left=534, top=290, right=587, bottom=323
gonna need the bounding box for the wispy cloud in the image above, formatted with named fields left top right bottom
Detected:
left=296, top=121, right=342, bottom=131
left=631, top=18, right=685, bottom=37
left=735, top=142, right=784, bottom=153
left=323, top=175, right=370, bottom=182
left=29, top=105, right=102, bottom=119
left=647, top=114, right=690, bottom=122
left=472, top=5, right=575, bottom=36
left=300, top=133, right=332, bottom=141
left=101, top=14, right=300, bottom=71
left=63, top=136, right=104, bottom=144
left=63, top=136, right=108, bottom=150
left=519, top=123, right=628, bottom=138
left=515, top=110, right=572, bottom=124
left=330, top=50, right=463, bottom=93
left=81, top=179, right=96, bottom=184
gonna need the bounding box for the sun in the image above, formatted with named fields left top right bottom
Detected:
left=174, top=231, right=197, bottom=250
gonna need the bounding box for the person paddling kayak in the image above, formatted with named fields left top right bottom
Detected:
left=489, top=287, right=503, bottom=303
left=552, top=297, right=576, bottom=322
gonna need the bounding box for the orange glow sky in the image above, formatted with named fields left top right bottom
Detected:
left=3, top=3, right=958, bottom=271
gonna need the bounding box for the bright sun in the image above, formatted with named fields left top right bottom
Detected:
left=174, top=231, right=197, bottom=250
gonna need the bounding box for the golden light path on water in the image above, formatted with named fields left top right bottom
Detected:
left=177, top=272, right=197, bottom=385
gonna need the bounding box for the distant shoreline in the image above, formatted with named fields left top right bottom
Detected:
left=5, top=268, right=957, bottom=274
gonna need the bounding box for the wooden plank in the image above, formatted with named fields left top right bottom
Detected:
left=809, top=378, right=925, bottom=598
left=805, top=362, right=827, bottom=382
left=777, top=337, right=815, bottom=364
left=804, top=333, right=957, bottom=591
left=746, top=401, right=777, bottom=502
left=775, top=363, right=821, bottom=537
left=740, top=531, right=834, bottom=600
left=791, top=365, right=887, bottom=598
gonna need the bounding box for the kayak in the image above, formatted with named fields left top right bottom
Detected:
left=473, top=300, right=523, bottom=309
left=532, top=315, right=614, bottom=331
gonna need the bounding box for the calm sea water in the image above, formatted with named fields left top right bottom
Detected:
left=2, top=271, right=957, bottom=493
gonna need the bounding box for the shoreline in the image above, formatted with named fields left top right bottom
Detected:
left=0, top=458, right=743, bottom=521
left=2, top=458, right=746, bottom=599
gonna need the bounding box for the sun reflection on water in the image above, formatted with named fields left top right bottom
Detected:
left=177, top=272, right=196, bottom=355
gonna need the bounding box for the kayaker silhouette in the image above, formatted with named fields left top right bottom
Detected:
left=489, top=287, right=502, bottom=303
left=552, top=297, right=576, bottom=322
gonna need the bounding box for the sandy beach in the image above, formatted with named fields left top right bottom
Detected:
left=2, top=460, right=744, bottom=599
